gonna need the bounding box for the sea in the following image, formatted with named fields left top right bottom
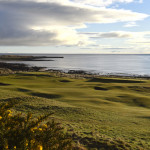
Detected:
left=1, top=54, right=150, bottom=77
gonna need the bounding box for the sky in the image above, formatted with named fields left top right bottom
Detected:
left=0, top=0, right=150, bottom=54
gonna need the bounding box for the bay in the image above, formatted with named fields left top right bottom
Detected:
left=1, top=54, right=150, bottom=76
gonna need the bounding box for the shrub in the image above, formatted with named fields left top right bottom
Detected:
left=0, top=101, right=73, bottom=150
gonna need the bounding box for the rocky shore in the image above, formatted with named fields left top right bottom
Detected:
left=0, top=61, right=105, bottom=79
left=1, top=60, right=149, bottom=79
left=0, top=62, right=45, bottom=75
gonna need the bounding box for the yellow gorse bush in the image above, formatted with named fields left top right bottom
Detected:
left=0, top=101, right=73, bottom=150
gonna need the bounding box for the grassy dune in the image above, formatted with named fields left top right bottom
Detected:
left=0, top=72, right=150, bottom=149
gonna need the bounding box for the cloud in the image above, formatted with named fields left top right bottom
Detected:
left=83, top=32, right=132, bottom=38
left=71, top=0, right=142, bottom=7
left=0, top=0, right=148, bottom=46
left=82, top=31, right=150, bottom=40
left=0, top=0, right=141, bottom=5
left=124, top=21, right=138, bottom=27
left=80, top=31, right=150, bottom=52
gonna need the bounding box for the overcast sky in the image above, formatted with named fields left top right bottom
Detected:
left=0, top=0, right=149, bottom=54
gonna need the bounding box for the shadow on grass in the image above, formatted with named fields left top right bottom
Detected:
left=0, top=82, right=11, bottom=86
left=128, top=86, right=150, bottom=92
left=94, top=86, right=108, bottom=91
left=30, top=92, right=62, bottom=99
left=16, top=88, right=31, bottom=92
left=59, top=80, right=72, bottom=82
left=17, top=73, right=52, bottom=77
left=137, top=116, right=150, bottom=120
left=132, top=99, right=146, bottom=107
left=87, top=78, right=145, bottom=83
left=115, top=95, right=149, bottom=108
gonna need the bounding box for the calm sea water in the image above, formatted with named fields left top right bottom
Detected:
left=1, top=54, right=150, bottom=76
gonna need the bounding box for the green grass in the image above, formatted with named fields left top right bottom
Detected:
left=0, top=72, right=150, bottom=149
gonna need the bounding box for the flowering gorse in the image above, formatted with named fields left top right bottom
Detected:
left=0, top=101, right=73, bottom=150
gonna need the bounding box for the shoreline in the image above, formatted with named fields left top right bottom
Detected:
left=0, top=62, right=45, bottom=73
left=1, top=61, right=150, bottom=79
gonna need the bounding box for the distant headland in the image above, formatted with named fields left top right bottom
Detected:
left=0, top=55, right=64, bottom=61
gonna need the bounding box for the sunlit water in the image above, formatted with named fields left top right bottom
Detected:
left=1, top=54, right=150, bottom=76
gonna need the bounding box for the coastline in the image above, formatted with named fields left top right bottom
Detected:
left=1, top=54, right=150, bottom=78
left=1, top=61, right=150, bottom=79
